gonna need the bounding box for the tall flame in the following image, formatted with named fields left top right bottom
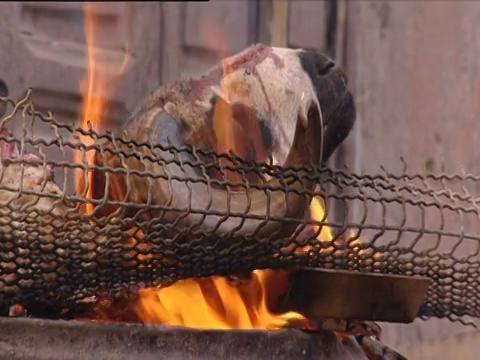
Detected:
left=77, top=8, right=334, bottom=329
left=76, top=2, right=128, bottom=214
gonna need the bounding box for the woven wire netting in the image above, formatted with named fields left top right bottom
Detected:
left=0, top=91, right=478, bottom=326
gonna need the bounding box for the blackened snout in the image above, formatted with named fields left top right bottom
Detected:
left=298, top=50, right=349, bottom=123
left=298, top=49, right=355, bottom=162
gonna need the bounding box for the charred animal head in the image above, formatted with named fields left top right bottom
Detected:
left=96, top=44, right=356, bottom=243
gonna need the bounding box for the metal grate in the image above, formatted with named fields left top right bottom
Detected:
left=0, top=91, right=478, bottom=326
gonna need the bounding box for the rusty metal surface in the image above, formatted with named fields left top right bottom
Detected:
left=0, top=89, right=478, bottom=326
left=0, top=317, right=370, bottom=360
left=278, top=269, right=430, bottom=323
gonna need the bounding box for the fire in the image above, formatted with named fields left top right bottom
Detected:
left=129, top=201, right=333, bottom=329
left=76, top=2, right=128, bottom=214
left=134, top=272, right=300, bottom=329
left=77, top=5, right=334, bottom=330
left=123, top=198, right=332, bottom=329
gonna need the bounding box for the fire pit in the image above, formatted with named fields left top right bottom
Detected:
left=0, top=43, right=478, bottom=360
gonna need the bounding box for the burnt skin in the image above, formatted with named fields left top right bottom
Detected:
left=96, top=45, right=356, bottom=242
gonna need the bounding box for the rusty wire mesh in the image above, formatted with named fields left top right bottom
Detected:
left=0, top=91, right=478, bottom=326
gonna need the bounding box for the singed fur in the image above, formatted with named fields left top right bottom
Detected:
left=126, top=44, right=321, bottom=165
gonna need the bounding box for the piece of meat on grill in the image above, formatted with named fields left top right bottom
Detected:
left=95, top=44, right=356, bottom=245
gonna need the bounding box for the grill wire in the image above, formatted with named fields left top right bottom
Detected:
left=0, top=91, right=478, bottom=326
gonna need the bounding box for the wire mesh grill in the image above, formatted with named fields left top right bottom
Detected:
left=0, top=91, right=478, bottom=326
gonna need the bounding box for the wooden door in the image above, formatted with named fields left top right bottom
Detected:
left=0, top=1, right=162, bottom=126
left=0, top=1, right=163, bottom=188
left=159, top=0, right=331, bottom=82
left=0, top=0, right=332, bottom=121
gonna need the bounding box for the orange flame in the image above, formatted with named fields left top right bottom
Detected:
left=77, top=10, right=335, bottom=330
left=127, top=192, right=334, bottom=329
left=76, top=2, right=128, bottom=214
left=134, top=273, right=301, bottom=329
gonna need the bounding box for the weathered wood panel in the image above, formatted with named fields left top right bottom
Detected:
left=160, top=0, right=257, bottom=82
left=0, top=2, right=162, bottom=125
left=0, top=1, right=162, bottom=191
left=159, top=0, right=329, bottom=83
left=288, top=0, right=328, bottom=50
left=343, top=0, right=480, bottom=354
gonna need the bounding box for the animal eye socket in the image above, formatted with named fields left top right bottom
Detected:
left=0, top=79, right=8, bottom=97
left=317, top=61, right=335, bottom=76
